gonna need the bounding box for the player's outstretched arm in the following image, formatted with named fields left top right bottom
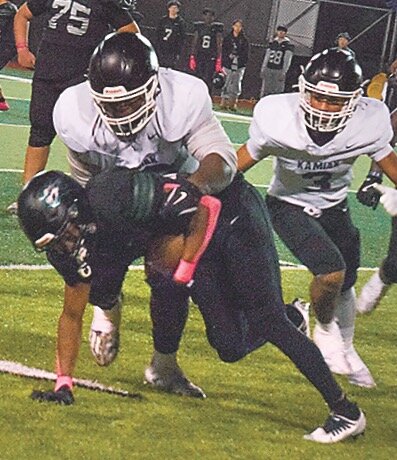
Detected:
left=31, top=283, right=90, bottom=405
left=173, top=195, right=221, bottom=284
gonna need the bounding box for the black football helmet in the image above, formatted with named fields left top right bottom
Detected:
left=88, top=32, right=159, bottom=141
left=298, top=48, right=363, bottom=132
left=17, top=171, right=96, bottom=277
left=212, top=72, right=225, bottom=90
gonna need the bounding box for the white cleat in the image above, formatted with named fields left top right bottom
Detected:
left=304, top=410, right=366, bottom=443
left=89, top=297, right=122, bottom=366
left=356, top=272, right=390, bottom=314
left=345, top=345, right=376, bottom=388
left=144, top=365, right=206, bottom=399
left=313, top=320, right=352, bottom=375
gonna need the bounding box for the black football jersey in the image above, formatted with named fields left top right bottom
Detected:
left=265, top=39, right=294, bottom=70
left=156, top=15, right=186, bottom=57
left=26, top=0, right=133, bottom=80
left=194, top=21, right=223, bottom=57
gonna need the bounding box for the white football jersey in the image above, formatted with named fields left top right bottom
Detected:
left=53, top=68, right=236, bottom=185
left=246, top=93, right=393, bottom=209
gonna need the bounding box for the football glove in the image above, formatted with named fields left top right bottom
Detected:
left=356, top=171, right=383, bottom=209
left=160, top=175, right=203, bottom=229
left=372, top=183, right=397, bottom=216
left=31, top=385, right=75, bottom=405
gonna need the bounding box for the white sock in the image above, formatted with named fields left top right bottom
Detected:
left=335, top=287, right=356, bottom=348
left=91, top=303, right=120, bottom=333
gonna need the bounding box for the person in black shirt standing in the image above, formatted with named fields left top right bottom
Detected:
left=0, top=0, right=17, bottom=111
left=155, top=1, right=186, bottom=69
left=189, top=7, right=223, bottom=94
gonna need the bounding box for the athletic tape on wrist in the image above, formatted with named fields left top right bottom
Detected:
left=55, top=375, right=73, bottom=391
left=173, top=195, right=221, bottom=284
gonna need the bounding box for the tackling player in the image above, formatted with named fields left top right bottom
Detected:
left=51, top=31, right=237, bottom=398
left=18, top=168, right=366, bottom=444
left=237, top=48, right=397, bottom=389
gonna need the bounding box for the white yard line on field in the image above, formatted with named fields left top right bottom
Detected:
left=0, top=74, right=32, bottom=84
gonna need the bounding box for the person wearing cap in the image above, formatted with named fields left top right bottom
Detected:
left=155, top=1, right=186, bottom=69
left=259, top=25, right=294, bottom=98
left=189, top=7, right=223, bottom=94
left=336, top=32, right=355, bottom=58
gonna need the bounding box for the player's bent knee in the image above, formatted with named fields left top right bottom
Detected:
left=316, top=270, right=345, bottom=293
left=206, top=333, right=246, bottom=363
left=217, top=348, right=245, bottom=363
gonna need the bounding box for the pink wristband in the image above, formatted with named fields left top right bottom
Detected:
left=16, top=42, right=28, bottom=50
left=55, top=375, right=73, bottom=391
left=173, top=259, right=196, bottom=284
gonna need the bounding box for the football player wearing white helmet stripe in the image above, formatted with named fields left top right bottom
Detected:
left=238, top=47, right=397, bottom=393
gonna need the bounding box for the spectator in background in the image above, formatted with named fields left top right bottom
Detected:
left=0, top=0, right=17, bottom=111
left=260, top=25, right=294, bottom=98
left=335, top=32, right=355, bottom=58
left=6, top=0, right=139, bottom=215
left=220, top=19, right=249, bottom=112
left=155, top=1, right=186, bottom=69
left=189, top=7, right=223, bottom=94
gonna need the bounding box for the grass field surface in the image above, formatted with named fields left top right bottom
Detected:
left=0, top=70, right=396, bottom=459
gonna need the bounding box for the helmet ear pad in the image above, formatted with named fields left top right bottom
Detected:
left=88, top=33, right=159, bottom=139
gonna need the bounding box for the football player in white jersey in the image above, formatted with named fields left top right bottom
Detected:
left=238, top=48, right=397, bottom=389
left=51, top=32, right=236, bottom=398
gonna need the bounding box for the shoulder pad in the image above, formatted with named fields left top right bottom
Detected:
left=212, top=22, right=224, bottom=32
